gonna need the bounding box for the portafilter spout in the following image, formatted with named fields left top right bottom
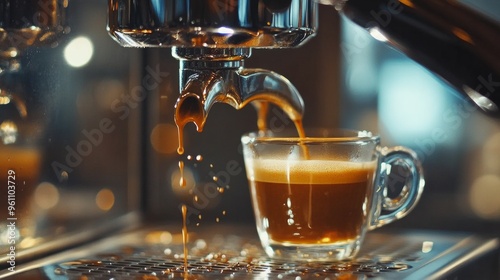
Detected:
left=172, top=47, right=304, bottom=154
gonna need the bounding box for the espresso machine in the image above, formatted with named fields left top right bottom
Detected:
left=1, top=0, right=500, bottom=279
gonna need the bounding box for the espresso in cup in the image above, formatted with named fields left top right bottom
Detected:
left=242, top=129, right=424, bottom=261
left=249, top=159, right=375, bottom=245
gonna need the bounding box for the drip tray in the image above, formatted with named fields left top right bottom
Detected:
left=3, top=226, right=500, bottom=279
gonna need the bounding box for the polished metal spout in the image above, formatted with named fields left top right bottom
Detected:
left=173, top=47, right=304, bottom=136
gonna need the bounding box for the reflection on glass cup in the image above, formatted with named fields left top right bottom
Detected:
left=241, top=129, right=425, bottom=261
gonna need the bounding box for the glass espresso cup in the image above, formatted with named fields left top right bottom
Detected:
left=241, top=129, right=425, bottom=261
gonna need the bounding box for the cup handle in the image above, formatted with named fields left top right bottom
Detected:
left=369, top=146, right=425, bottom=230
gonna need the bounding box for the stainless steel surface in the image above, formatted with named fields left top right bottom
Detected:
left=2, top=227, right=499, bottom=279
left=338, top=0, right=500, bottom=116
left=0, top=212, right=140, bottom=271
left=107, top=0, right=318, bottom=48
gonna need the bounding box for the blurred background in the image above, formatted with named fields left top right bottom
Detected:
left=1, top=0, right=500, bottom=261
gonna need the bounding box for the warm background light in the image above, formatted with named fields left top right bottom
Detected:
left=96, top=188, right=115, bottom=211
left=150, top=123, right=179, bottom=154
left=469, top=175, right=500, bottom=219
left=34, top=182, right=60, bottom=209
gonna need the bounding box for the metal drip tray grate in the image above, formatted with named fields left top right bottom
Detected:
left=3, top=227, right=498, bottom=279
left=46, top=227, right=498, bottom=280
left=60, top=254, right=412, bottom=279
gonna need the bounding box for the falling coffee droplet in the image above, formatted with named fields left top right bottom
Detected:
left=177, top=142, right=184, bottom=155
left=217, top=187, right=225, bottom=194
left=213, top=176, right=218, bottom=182
left=196, top=155, right=203, bottom=161
left=187, top=155, right=192, bottom=160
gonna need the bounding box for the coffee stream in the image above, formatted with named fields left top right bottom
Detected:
left=174, top=93, right=306, bottom=274
left=178, top=160, right=186, bottom=187
left=181, top=204, right=188, bottom=274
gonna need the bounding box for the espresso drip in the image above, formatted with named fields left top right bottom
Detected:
left=175, top=93, right=206, bottom=155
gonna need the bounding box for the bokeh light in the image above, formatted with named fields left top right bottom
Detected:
left=34, top=182, right=60, bottom=209
left=150, top=123, right=179, bottom=154
left=96, top=188, right=115, bottom=211
left=379, top=60, right=448, bottom=143
left=469, top=175, right=500, bottom=219
left=64, top=36, right=94, bottom=68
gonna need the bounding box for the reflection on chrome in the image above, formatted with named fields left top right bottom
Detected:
left=464, top=85, right=499, bottom=113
